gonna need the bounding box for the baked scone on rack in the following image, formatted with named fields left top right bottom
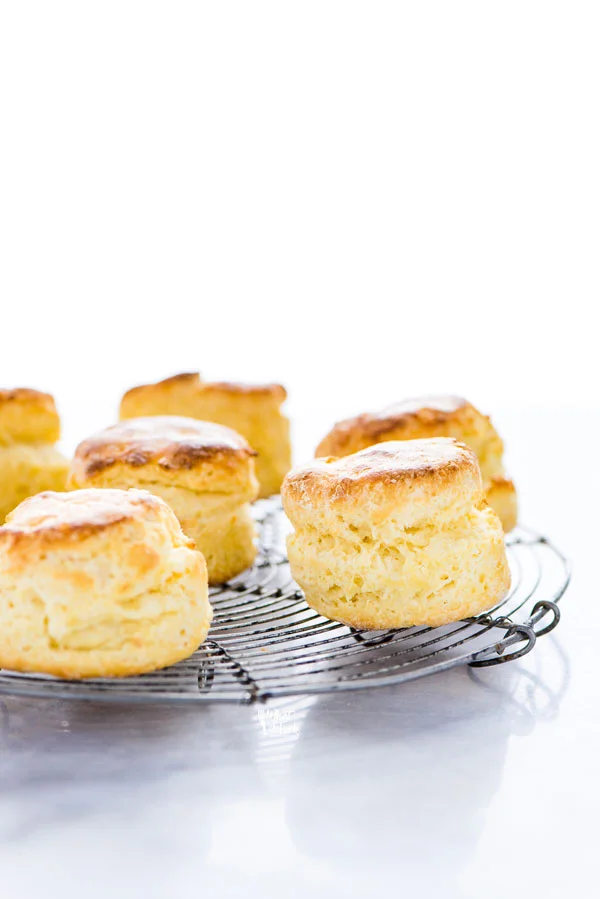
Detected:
left=0, top=488, right=212, bottom=678
left=315, top=396, right=517, bottom=531
left=68, top=416, right=259, bottom=584
left=282, top=438, right=511, bottom=629
left=119, top=373, right=291, bottom=498
left=0, top=388, right=70, bottom=522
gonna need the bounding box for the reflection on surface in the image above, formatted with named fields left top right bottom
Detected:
left=0, top=638, right=569, bottom=897
left=285, top=669, right=511, bottom=872
left=468, top=637, right=570, bottom=731
left=0, top=700, right=255, bottom=856
left=277, top=637, right=569, bottom=892
left=253, top=697, right=317, bottom=768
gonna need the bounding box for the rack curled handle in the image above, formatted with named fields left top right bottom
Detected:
left=529, top=599, right=561, bottom=637
left=469, top=623, right=537, bottom=668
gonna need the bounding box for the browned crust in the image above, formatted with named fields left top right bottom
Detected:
left=0, top=488, right=171, bottom=547
left=120, top=372, right=201, bottom=405
left=121, top=373, right=287, bottom=406
left=486, top=474, right=518, bottom=532
left=284, top=438, right=479, bottom=505
left=156, top=372, right=200, bottom=386
left=315, top=396, right=471, bottom=456
left=72, top=416, right=256, bottom=479
left=489, top=474, right=515, bottom=490
left=0, top=387, right=61, bottom=445
left=200, top=381, right=287, bottom=400
left=0, top=387, right=60, bottom=446
left=0, top=387, right=57, bottom=407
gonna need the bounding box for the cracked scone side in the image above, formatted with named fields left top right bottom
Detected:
left=0, top=488, right=212, bottom=678
left=315, top=395, right=518, bottom=531
left=282, top=439, right=511, bottom=629
left=0, top=388, right=69, bottom=521
left=120, top=373, right=291, bottom=498
left=68, top=417, right=259, bottom=584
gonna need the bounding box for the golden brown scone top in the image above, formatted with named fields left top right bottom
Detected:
left=0, top=388, right=61, bottom=446
left=73, top=416, right=255, bottom=473
left=121, top=372, right=287, bottom=412
left=149, top=372, right=200, bottom=387
left=0, top=487, right=176, bottom=547
left=120, top=372, right=202, bottom=412
left=315, top=395, right=500, bottom=460
left=201, top=381, right=287, bottom=400
left=69, top=416, right=259, bottom=497
left=283, top=438, right=482, bottom=514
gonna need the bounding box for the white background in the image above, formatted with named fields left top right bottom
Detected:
left=0, top=1, right=597, bottom=460
left=0, top=5, right=598, bottom=898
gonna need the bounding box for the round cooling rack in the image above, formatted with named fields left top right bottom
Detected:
left=0, top=500, right=571, bottom=703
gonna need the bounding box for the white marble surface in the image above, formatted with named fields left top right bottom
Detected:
left=0, top=409, right=597, bottom=899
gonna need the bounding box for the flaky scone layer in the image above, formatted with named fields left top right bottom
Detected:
left=283, top=439, right=483, bottom=531
left=69, top=416, right=258, bottom=498
left=178, top=503, right=257, bottom=585
left=282, top=438, right=510, bottom=629
left=0, top=444, right=69, bottom=522
left=105, top=479, right=258, bottom=584
left=286, top=506, right=510, bottom=628
left=0, top=388, right=61, bottom=446
left=120, top=373, right=291, bottom=498
left=68, top=418, right=259, bottom=584
left=0, top=489, right=212, bottom=677
left=486, top=475, right=518, bottom=533
left=315, top=395, right=518, bottom=530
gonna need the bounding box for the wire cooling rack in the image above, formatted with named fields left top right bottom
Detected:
left=0, top=500, right=571, bottom=703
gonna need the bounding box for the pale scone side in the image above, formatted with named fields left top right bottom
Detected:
left=283, top=439, right=511, bottom=629
left=315, top=395, right=518, bottom=531
left=120, top=373, right=291, bottom=497
left=0, top=388, right=69, bottom=521
left=68, top=416, right=259, bottom=584
left=0, top=488, right=212, bottom=678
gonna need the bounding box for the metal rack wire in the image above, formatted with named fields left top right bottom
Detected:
left=0, top=500, right=571, bottom=703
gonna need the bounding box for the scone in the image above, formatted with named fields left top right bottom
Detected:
left=0, top=388, right=69, bottom=521
left=0, top=488, right=212, bottom=678
left=120, top=373, right=291, bottom=498
left=282, top=438, right=511, bottom=629
left=68, top=416, right=259, bottom=584
left=315, top=396, right=517, bottom=531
